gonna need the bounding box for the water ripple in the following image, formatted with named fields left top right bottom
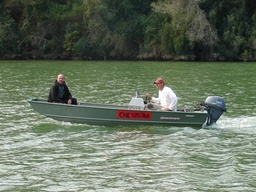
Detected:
left=1, top=61, right=256, bottom=191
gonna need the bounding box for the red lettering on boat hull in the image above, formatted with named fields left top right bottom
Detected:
left=117, top=110, right=152, bottom=120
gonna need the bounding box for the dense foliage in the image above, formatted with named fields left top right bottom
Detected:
left=1, top=0, right=256, bottom=61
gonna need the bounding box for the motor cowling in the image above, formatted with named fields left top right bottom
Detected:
left=203, top=96, right=226, bottom=125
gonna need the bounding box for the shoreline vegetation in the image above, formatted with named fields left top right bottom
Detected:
left=1, top=54, right=251, bottom=62
left=1, top=0, right=256, bottom=62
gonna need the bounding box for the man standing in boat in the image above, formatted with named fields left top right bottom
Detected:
left=146, top=77, right=178, bottom=111
left=47, top=74, right=78, bottom=105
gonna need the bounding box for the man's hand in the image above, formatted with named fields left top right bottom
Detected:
left=146, top=93, right=152, bottom=100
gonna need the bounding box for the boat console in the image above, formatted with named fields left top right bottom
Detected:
left=128, top=97, right=145, bottom=110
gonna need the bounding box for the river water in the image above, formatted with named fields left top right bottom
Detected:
left=0, top=60, right=256, bottom=191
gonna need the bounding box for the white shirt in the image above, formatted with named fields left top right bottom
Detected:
left=151, top=86, right=178, bottom=111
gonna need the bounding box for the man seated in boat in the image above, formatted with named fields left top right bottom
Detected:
left=146, top=77, right=178, bottom=111
left=47, top=74, right=78, bottom=105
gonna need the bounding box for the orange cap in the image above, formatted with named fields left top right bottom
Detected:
left=154, top=77, right=164, bottom=84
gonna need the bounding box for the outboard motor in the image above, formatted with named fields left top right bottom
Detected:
left=203, top=96, right=226, bottom=125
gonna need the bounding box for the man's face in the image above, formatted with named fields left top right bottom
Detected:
left=155, top=82, right=164, bottom=90
left=57, top=75, right=64, bottom=84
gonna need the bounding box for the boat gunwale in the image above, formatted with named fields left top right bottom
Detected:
left=28, top=98, right=207, bottom=115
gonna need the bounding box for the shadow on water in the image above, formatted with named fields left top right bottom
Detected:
left=31, top=120, right=198, bottom=137
left=31, top=122, right=100, bottom=134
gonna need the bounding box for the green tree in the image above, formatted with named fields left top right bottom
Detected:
left=152, top=0, right=218, bottom=60
left=203, top=0, right=256, bottom=60
left=1, top=0, right=256, bottom=60
left=0, top=14, right=19, bottom=56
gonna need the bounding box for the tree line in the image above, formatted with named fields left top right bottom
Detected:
left=0, top=0, right=256, bottom=61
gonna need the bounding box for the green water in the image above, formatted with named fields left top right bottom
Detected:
left=0, top=60, right=256, bottom=191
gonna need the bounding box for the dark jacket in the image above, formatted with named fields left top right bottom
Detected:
left=47, top=80, right=72, bottom=103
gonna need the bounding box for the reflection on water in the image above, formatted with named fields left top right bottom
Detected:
left=0, top=61, right=256, bottom=191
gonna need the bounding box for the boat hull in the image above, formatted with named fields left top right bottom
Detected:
left=28, top=98, right=208, bottom=127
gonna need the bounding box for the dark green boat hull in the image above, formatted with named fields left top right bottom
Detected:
left=28, top=98, right=208, bottom=127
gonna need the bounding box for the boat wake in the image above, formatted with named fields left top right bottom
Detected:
left=216, top=116, right=256, bottom=129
